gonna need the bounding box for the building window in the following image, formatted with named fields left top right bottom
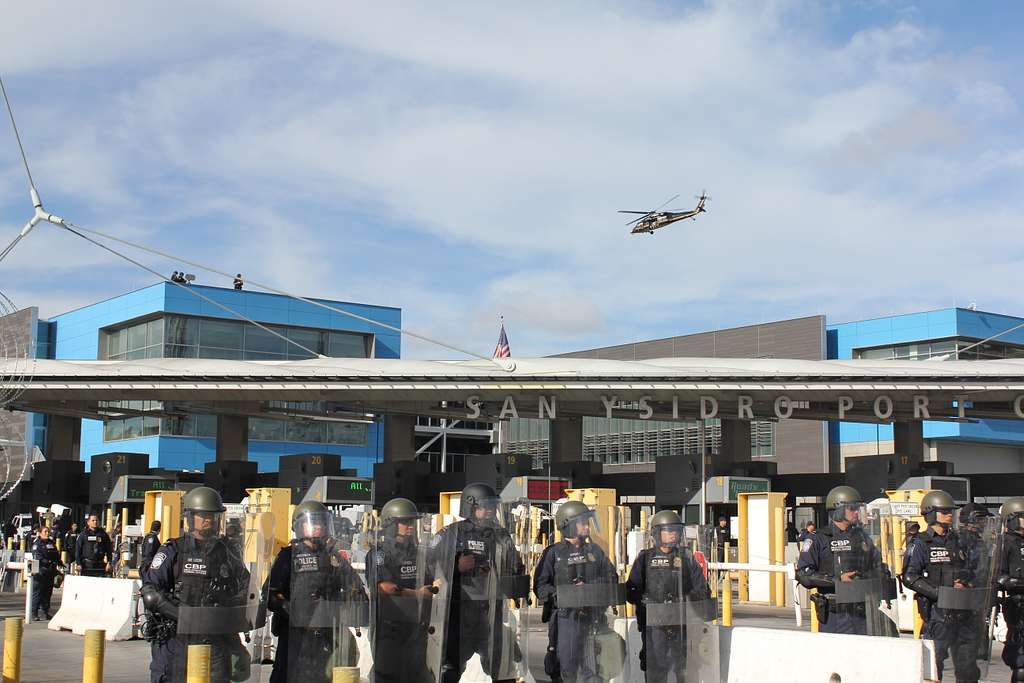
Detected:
left=102, top=314, right=373, bottom=361
left=854, top=337, right=1024, bottom=361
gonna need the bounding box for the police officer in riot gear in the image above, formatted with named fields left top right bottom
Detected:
left=267, top=500, right=368, bottom=683
left=140, top=521, right=162, bottom=575
left=434, top=482, right=525, bottom=683
left=796, top=486, right=892, bottom=635
left=31, top=526, right=62, bottom=620
left=367, top=497, right=435, bottom=683
left=998, top=497, right=1024, bottom=682
left=626, top=510, right=712, bottom=683
left=902, top=490, right=984, bottom=683
left=76, top=514, right=112, bottom=577
left=336, top=517, right=355, bottom=552
left=141, top=487, right=252, bottom=683
left=534, top=500, right=621, bottom=682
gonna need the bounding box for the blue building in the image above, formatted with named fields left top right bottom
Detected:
left=827, top=308, right=1024, bottom=473
left=32, top=283, right=400, bottom=476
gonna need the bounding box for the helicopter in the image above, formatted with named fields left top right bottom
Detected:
left=619, top=192, right=708, bottom=235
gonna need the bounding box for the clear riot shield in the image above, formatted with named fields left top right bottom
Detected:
left=634, top=522, right=718, bottom=683
left=830, top=503, right=900, bottom=637
left=426, top=499, right=528, bottom=682
left=539, top=510, right=628, bottom=683
left=940, top=513, right=1001, bottom=681
left=368, top=512, right=437, bottom=683
left=175, top=512, right=268, bottom=683
left=281, top=509, right=369, bottom=683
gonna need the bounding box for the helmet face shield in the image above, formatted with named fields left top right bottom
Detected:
left=831, top=502, right=866, bottom=526
left=293, top=508, right=336, bottom=540
left=652, top=522, right=684, bottom=548
left=466, top=495, right=504, bottom=527
left=184, top=509, right=224, bottom=538
left=563, top=509, right=599, bottom=539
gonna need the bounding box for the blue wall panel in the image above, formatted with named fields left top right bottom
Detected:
left=49, top=283, right=399, bottom=471
left=828, top=308, right=1024, bottom=446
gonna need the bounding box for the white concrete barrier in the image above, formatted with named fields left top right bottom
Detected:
left=721, top=626, right=937, bottom=683
left=48, top=575, right=140, bottom=641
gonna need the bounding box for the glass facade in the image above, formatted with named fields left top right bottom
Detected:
left=103, top=314, right=372, bottom=361
left=855, top=337, right=1024, bottom=361
left=99, top=314, right=374, bottom=445
left=507, top=417, right=774, bottom=466
left=102, top=400, right=368, bottom=446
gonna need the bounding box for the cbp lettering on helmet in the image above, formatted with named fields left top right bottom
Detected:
left=625, top=509, right=712, bottom=683
left=367, top=498, right=435, bottom=682
left=140, top=486, right=251, bottom=683
left=902, top=490, right=984, bottom=682
left=534, top=500, right=622, bottom=682
left=796, top=486, right=891, bottom=635
left=267, top=501, right=367, bottom=683
left=997, top=498, right=1024, bottom=681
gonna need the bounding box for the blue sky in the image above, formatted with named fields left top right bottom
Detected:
left=1, top=1, right=1022, bottom=358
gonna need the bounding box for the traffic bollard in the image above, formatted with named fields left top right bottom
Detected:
left=332, top=667, right=359, bottom=683
left=721, top=572, right=733, bottom=627
left=3, top=617, right=23, bottom=683
left=82, top=629, right=105, bottom=683
left=187, top=644, right=211, bottom=683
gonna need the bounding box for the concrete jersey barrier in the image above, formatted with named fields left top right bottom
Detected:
left=49, top=575, right=140, bottom=641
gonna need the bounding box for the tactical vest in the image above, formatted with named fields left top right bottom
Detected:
left=1004, top=533, right=1024, bottom=582
left=375, top=538, right=426, bottom=624
left=643, top=547, right=692, bottom=604
left=552, top=540, right=606, bottom=586
left=80, top=531, right=105, bottom=564
left=919, top=530, right=967, bottom=588
left=815, top=525, right=872, bottom=577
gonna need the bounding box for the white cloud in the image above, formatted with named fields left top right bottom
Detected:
left=0, top=1, right=1022, bottom=360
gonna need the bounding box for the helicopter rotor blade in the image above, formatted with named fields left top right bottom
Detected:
left=618, top=210, right=654, bottom=214
left=625, top=215, right=650, bottom=226
left=654, top=194, right=680, bottom=212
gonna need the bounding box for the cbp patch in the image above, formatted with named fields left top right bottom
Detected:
left=673, top=556, right=682, bottom=568
left=376, top=553, right=385, bottom=566
left=801, top=540, right=812, bottom=553
left=151, top=552, right=166, bottom=570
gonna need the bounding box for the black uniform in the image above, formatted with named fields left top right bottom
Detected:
left=626, top=545, right=711, bottom=683
left=63, top=529, right=78, bottom=567
left=435, top=518, right=525, bottom=683
left=796, top=522, right=885, bottom=635
left=139, top=531, right=161, bottom=575
left=267, top=539, right=367, bottom=683
left=903, top=528, right=980, bottom=683
left=713, top=524, right=730, bottom=562
left=534, top=539, right=618, bottom=682
left=76, top=527, right=112, bottom=577
left=142, top=534, right=252, bottom=683
left=367, top=536, right=433, bottom=683
left=998, top=531, right=1024, bottom=679
left=31, top=535, right=61, bottom=619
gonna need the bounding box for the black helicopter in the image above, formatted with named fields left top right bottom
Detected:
left=620, top=192, right=708, bottom=235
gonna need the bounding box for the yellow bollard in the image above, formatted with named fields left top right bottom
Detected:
left=187, top=644, right=211, bottom=683
left=18, top=538, right=25, bottom=553
left=332, top=667, right=360, bottom=683
left=3, top=616, right=23, bottom=683
left=809, top=588, right=819, bottom=632
left=721, top=572, right=733, bottom=627
left=82, top=629, right=105, bottom=683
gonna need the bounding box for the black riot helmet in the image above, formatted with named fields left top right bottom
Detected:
left=650, top=509, right=684, bottom=548
left=920, top=490, right=956, bottom=527
left=380, top=497, right=419, bottom=539
left=555, top=500, right=596, bottom=541
left=1000, top=497, right=1024, bottom=533
left=461, top=483, right=500, bottom=526
left=181, top=486, right=226, bottom=538
left=959, top=502, right=993, bottom=529
left=825, top=485, right=862, bottom=523
left=292, top=501, right=335, bottom=541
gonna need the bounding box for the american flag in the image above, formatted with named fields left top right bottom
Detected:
left=493, top=322, right=511, bottom=359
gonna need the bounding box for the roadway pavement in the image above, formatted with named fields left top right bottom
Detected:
left=0, top=590, right=1012, bottom=682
